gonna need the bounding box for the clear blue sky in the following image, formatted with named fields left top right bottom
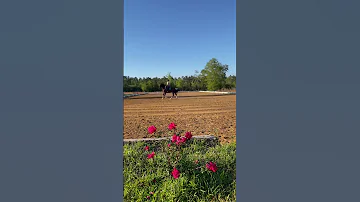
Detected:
left=124, top=0, right=236, bottom=78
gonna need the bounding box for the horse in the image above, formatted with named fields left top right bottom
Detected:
left=160, top=83, right=179, bottom=99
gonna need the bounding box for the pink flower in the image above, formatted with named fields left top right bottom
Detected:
left=194, top=160, right=199, bottom=164
left=168, top=122, right=177, bottom=130
left=147, top=151, right=155, bottom=159
left=150, top=192, right=154, bottom=195
left=206, top=162, right=218, bottom=172
left=144, top=145, right=149, bottom=151
left=168, top=143, right=171, bottom=148
left=172, top=167, right=180, bottom=179
left=171, top=134, right=178, bottom=143
left=185, top=131, right=192, bottom=140
left=148, top=125, right=156, bottom=134
left=146, top=196, right=150, bottom=200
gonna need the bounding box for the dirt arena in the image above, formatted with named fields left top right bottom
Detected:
left=123, top=92, right=236, bottom=143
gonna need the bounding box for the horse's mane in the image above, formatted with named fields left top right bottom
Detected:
left=159, top=83, right=165, bottom=89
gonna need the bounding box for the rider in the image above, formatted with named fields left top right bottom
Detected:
left=166, top=80, right=171, bottom=91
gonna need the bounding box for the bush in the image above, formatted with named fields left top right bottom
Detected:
left=123, top=123, right=236, bottom=201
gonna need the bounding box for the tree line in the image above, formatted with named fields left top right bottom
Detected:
left=124, top=58, right=236, bottom=92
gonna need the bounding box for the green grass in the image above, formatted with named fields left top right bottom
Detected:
left=123, top=140, right=236, bottom=202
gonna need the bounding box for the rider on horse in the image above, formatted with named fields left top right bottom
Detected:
left=161, top=80, right=178, bottom=99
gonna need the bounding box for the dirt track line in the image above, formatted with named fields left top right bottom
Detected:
left=124, top=102, right=235, bottom=107
left=123, top=110, right=235, bottom=116
left=124, top=107, right=235, bottom=112
left=124, top=103, right=235, bottom=108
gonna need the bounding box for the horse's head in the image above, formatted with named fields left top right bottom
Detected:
left=160, top=83, right=165, bottom=89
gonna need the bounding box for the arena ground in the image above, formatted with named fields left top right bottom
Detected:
left=123, top=92, right=236, bottom=143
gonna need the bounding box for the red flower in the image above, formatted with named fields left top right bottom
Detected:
left=146, top=196, right=150, bottom=200
left=185, top=131, right=192, bottom=140
left=172, top=167, right=180, bottom=179
left=180, top=137, right=187, bottom=143
left=175, top=136, right=182, bottom=145
left=147, top=151, right=155, bottom=159
left=171, top=134, right=178, bottom=143
left=194, top=160, right=199, bottom=164
left=144, top=145, right=149, bottom=151
left=148, top=125, right=156, bottom=134
left=167, top=143, right=171, bottom=148
left=206, top=162, right=218, bottom=172
left=175, top=136, right=187, bottom=145
left=168, top=122, right=177, bottom=130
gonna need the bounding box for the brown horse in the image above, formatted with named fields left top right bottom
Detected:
left=160, top=83, right=179, bottom=99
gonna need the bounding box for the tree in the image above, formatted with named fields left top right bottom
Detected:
left=123, top=76, right=130, bottom=91
left=193, top=70, right=207, bottom=91
left=123, top=63, right=234, bottom=92
left=225, top=75, right=236, bottom=89
left=175, top=78, right=184, bottom=89
left=201, top=58, right=229, bottom=91
left=140, top=79, right=152, bottom=92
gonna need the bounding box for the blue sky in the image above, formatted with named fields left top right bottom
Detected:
left=124, top=0, right=236, bottom=78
